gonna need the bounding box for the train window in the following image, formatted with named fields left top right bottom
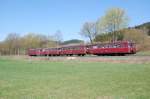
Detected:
left=65, top=48, right=68, bottom=50
left=75, top=47, right=79, bottom=50
left=72, top=47, right=76, bottom=50
left=77, top=47, right=80, bottom=50
left=97, top=45, right=102, bottom=48
left=71, top=47, right=74, bottom=50
left=64, top=48, right=67, bottom=50
left=75, top=47, right=78, bottom=50
left=108, top=44, right=113, bottom=48
left=105, top=45, right=109, bottom=48
left=128, top=44, right=130, bottom=48
left=103, top=45, right=106, bottom=48
left=117, top=44, right=121, bottom=48
left=74, top=47, right=77, bottom=50
left=112, top=43, right=121, bottom=48
left=101, top=45, right=105, bottom=48
left=113, top=44, right=117, bottom=48
left=68, top=47, right=70, bottom=50
left=93, top=46, right=98, bottom=49
left=128, top=43, right=134, bottom=48
left=69, top=47, right=72, bottom=50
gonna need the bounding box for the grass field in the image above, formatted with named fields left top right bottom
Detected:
left=0, top=57, right=150, bottom=99
left=136, top=51, right=150, bottom=56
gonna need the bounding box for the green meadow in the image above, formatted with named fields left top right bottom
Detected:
left=0, top=57, right=150, bottom=99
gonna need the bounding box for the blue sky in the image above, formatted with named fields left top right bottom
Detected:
left=0, top=0, right=150, bottom=41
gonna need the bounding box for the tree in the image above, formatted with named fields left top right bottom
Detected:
left=94, top=33, right=112, bottom=42
left=122, top=28, right=150, bottom=51
left=123, top=29, right=146, bottom=44
left=4, top=33, right=21, bottom=55
left=80, top=22, right=97, bottom=44
left=97, top=7, right=129, bottom=41
left=53, top=30, right=63, bottom=44
left=22, top=33, right=56, bottom=49
left=22, top=33, right=40, bottom=49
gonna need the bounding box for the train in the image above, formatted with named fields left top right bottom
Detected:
left=28, top=41, right=136, bottom=56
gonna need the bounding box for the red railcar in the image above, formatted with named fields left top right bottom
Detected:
left=60, top=45, right=86, bottom=56
left=44, top=48, right=60, bottom=56
left=87, top=41, right=136, bottom=55
left=28, top=48, right=42, bottom=56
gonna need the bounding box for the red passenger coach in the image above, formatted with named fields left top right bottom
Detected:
left=60, top=45, right=86, bottom=56
left=87, top=41, right=136, bottom=55
left=28, top=48, right=42, bottom=56
left=44, top=48, right=60, bottom=56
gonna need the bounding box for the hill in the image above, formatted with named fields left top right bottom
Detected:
left=134, top=22, right=150, bottom=35
left=61, top=39, right=84, bottom=45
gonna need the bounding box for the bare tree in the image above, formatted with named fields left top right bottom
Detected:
left=80, top=22, right=97, bottom=44
left=53, top=30, right=63, bottom=45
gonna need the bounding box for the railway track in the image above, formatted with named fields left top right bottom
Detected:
left=27, top=55, right=150, bottom=64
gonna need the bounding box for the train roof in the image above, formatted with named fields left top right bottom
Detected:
left=86, top=41, right=135, bottom=46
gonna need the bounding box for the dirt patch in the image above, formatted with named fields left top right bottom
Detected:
left=4, top=55, right=150, bottom=64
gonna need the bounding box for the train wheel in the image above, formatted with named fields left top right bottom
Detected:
left=97, top=54, right=101, bottom=56
left=81, top=54, right=85, bottom=56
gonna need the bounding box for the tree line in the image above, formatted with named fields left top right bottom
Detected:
left=0, top=33, right=62, bottom=55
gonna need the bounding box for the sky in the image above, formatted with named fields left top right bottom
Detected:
left=0, top=0, right=150, bottom=41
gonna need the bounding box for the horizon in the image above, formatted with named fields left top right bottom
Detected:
left=0, top=0, right=150, bottom=41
